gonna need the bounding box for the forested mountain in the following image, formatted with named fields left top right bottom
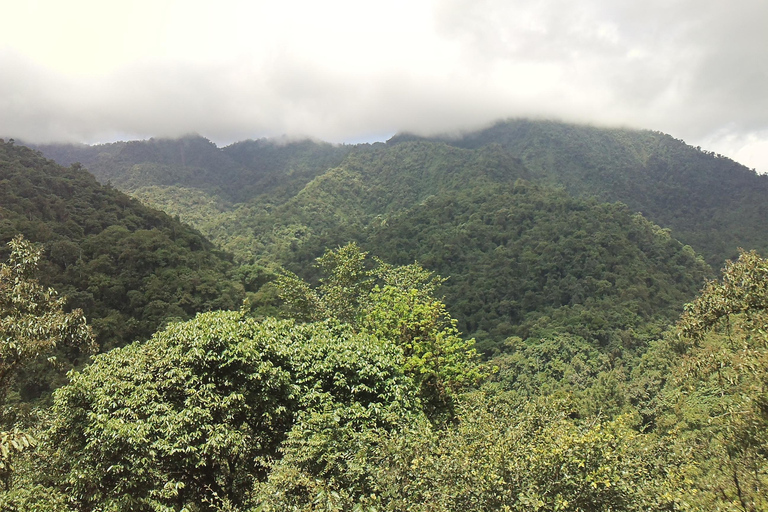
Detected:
left=216, top=141, right=707, bottom=351
left=33, top=134, right=715, bottom=350
left=35, top=121, right=768, bottom=269
left=6, top=118, right=768, bottom=510
left=33, top=119, right=768, bottom=272
left=0, top=139, right=244, bottom=353
left=33, top=135, right=350, bottom=204
left=392, top=119, right=768, bottom=267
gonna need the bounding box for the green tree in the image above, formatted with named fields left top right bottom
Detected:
left=46, top=311, right=418, bottom=511
left=369, top=392, right=688, bottom=512
left=276, top=243, right=485, bottom=420
left=669, top=250, right=768, bottom=511
left=0, top=235, right=94, bottom=486
left=262, top=392, right=686, bottom=512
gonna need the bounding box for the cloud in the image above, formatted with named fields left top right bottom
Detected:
left=1, top=0, right=767, bottom=170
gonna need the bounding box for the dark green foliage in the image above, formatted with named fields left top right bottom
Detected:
left=220, top=142, right=709, bottom=350
left=0, top=140, right=244, bottom=352
left=367, top=181, right=710, bottom=349
left=393, top=118, right=768, bottom=268
left=222, top=137, right=353, bottom=204
left=30, top=127, right=717, bottom=352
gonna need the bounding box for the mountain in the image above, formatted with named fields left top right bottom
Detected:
left=32, top=135, right=351, bottom=204
left=29, top=135, right=353, bottom=260
left=391, top=119, right=768, bottom=268
left=0, top=138, right=244, bottom=353
left=11, top=120, right=768, bottom=511
left=222, top=140, right=710, bottom=351
left=33, top=120, right=768, bottom=270
left=30, top=132, right=715, bottom=351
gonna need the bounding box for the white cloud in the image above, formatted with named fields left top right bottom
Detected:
left=1, top=0, right=767, bottom=171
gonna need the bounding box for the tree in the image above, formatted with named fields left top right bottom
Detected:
left=0, top=235, right=94, bottom=485
left=276, top=243, right=485, bottom=421
left=46, top=311, right=418, bottom=511
left=670, top=250, right=768, bottom=511
left=273, top=392, right=686, bottom=512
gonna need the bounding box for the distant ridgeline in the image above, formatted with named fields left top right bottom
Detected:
left=389, top=119, right=768, bottom=268
left=28, top=118, right=768, bottom=350
left=0, top=139, right=244, bottom=355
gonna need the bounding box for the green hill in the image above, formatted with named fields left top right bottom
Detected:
left=0, top=139, right=244, bottom=352
left=234, top=142, right=710, bottom=350
left=392, top=119, right=768, bottom=267
left=55, top=136, right=709, bottom=350
left=34, top=119, right=768, bottom=270
left=11, top=119, right=768, bottom=511
left=33, top=119, right=765, bottom=349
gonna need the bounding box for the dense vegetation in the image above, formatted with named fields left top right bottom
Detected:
left=3, top=239, right=767, bottom=511
left=4, top=118, right=767, bottom=510
left=34, top=135, right=719, bottom=350
left=0, top=140, right=245, bottom=399
left=34, top=119, right=768, bottom=270
left=393, top=119, right=768, bottom=267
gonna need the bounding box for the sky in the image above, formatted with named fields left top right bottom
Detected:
left=1, top=0, right=767, bottom=172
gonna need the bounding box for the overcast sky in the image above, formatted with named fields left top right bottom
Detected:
left=1, top=0, right=767, bottom=171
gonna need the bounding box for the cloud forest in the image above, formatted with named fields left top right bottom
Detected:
left=2, top=118, right=768, bottom=511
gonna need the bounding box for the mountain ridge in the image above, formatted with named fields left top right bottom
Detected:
left=29, top=119, right=768, bottom=269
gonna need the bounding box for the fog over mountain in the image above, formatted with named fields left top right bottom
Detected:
left=2, top=0, right=767, bottom=172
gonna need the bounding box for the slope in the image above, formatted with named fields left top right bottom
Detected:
left=32, top=135, right=352, bottom=260
left=390, top=118, right=768, bottom=267
left=221, top=140, right=710, bottom=350
left=0, top=139, right=244, bottom=352
left=30, top=126, right=722, bottom=351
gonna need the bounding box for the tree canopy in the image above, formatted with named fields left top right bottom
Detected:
left=0, top=236, right=93, bottom=490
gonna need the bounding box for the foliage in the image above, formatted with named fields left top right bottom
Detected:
left=31, top=136, right=351, bottom=262
left=395, top=118, right=768, bottom=268
left=380, top=392, right=689, bottom=512
left=30, top=131, right=717, bottom=352
left=662, top=250, right=768, bottom=511
left=0, top=236, right=95, bottom=403
left=277, top=243, right=485, bottom=420
left=254, top=392, right=690, bottom=512
left=15, top=122, right=768, bottom=510
left=46, top=311, right=418, bottom=511
left=486, top=334, right=634, bottom=419
left=0, top=236, right=94, bottom=487
left=678, top=249, right=768, bottom=339
left=368, top=182, right=709, bottom=350
left=0, top=139, right=244, bottom=353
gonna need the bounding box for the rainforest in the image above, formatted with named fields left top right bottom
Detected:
left=2, top=118, right=768, bottom=511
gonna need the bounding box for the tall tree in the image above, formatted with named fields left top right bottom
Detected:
left=276, top=243, right=485, bottom=420
left=0, top=236, right=94, bottom=486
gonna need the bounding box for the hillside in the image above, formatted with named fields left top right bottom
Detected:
left=7, top=122, right=768, bottom=510
left=366, top=182, right=710, bottom=352
left=32, top=134, right=350, bottom=207
left=33, top=120, right=768, bottom=271
left=25, top=130, right=735, bottom=352
left=392, top=119, right=768, bottom=267
left=0, top=139, right=244, bottom=353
